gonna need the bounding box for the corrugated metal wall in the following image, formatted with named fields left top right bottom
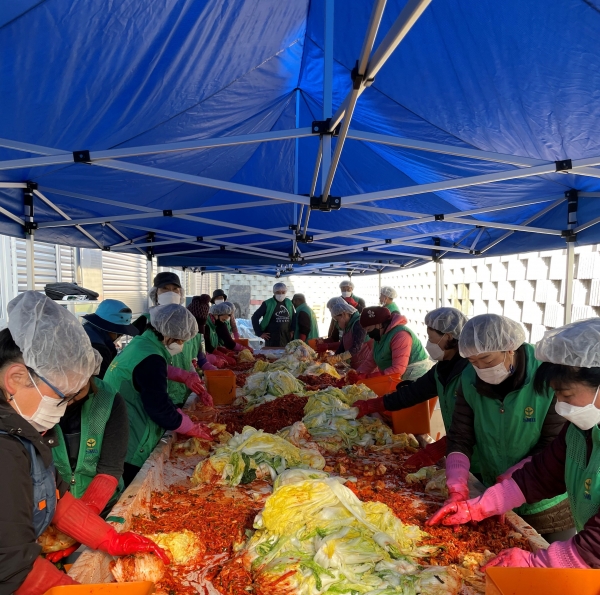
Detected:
left=102, top=252, right=148, bottom=317
left=14, top=239, right=60, bottom=292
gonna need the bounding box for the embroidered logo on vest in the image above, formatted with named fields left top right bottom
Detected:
left=523, top=406, right=536, bottom=423
left=585, top=478, right=592, bottom=500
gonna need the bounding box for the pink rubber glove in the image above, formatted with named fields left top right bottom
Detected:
left=483, top=538, right=589, bottom=569
left=355, top=397, right=386, bottom=419
left=197, top=388, right=214, bottom=407
left=202, top=361, right=218, bottom=371
left=206, top=353, right=226, bottom=368
left=233, top=343, right=245, bottom=352
left=444, top=452, right=471, bottom=503
left=405, top=436, right=447, bottom=469
left=497, top=456, right=532, bottom=483
left=176, top=410, right=213, bottom=440
left=367, top=371, right=382, bottom=378
left=167, top=365, right=204, bottom=394
left=427, top=478, right=526, bottom=526
left=233, top=331, right=240, bottom=340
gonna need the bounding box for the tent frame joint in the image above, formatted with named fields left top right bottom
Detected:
left=350, top=59, right=375, bottom=89
left=310, top=194, right=341, bottom=211
left=73, top=150, right=91, bottom=163
left=555, top=159, right=572, bottom=172
left=311, top=119, right=340, bottom=136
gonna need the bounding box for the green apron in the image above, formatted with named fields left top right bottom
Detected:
left=260, top=297, right=294, bottom=331
left=385, top=302, right=400, bottom=313
left=168, top=333, right=204, bottom=408
left=462, top=343, right=567, bottom=516
left=52, top=378, right=124, bottom=506
left=104, top=330, right=173, bottom=468
left=565, top=423, right=600, bottom=532
left=294, top=303, right=319, bottom=340
left=373, top=324, right=428, bottom=371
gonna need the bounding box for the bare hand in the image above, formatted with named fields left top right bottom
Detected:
left=261, top=333, right=270, bottom=340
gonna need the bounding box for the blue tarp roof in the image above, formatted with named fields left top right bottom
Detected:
left=1, top=0, right=600, bottom=276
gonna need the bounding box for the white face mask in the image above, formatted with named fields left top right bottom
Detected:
left=555, top=386, right=600, bottom=431
left=274, top=294, right=286, bottom=302
left=166, top=342, right=183, bottom=355
left=214, top=298, right=224, bottom=304
left=426, top=339, right=445, bottom=361
left=474, top=353, right=512, bottom=385
left=341, top=291, right=352, bottom=298
left=157, top=291, right=181, bottom=306
left=10, top=373, right=69, bottom=432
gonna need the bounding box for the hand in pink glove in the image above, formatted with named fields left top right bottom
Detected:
left=167, top=365, right=204, bottom=394
left=176, top=409, right=213, bottom=440
left=444, top=452, right=471, bottom=504
left=233, top=343, right=245, bottom=352
left=202, top=361, right=218, bottom=371
left=405, top=436, right=447, bottom=469
left=484, top=548, right=535, bottom=568
left=206, top=353, right=227, bottom=368
left=355, top=397, right=386, bottom=419
left=497, top=456, right=532, bottom=483
left=197, top=389, right=214, bottom=407
left=222, top=355, right=236, bottom=366
left=233, top=331, right=240, bottom=340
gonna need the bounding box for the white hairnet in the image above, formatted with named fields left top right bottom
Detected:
left=273, top=282, right=287, bottom=292
left=148, top=286, right=185, bottom=306
left=211, top=301, right=234, bottom=316
left=327, top=297, right=357, bottom=316
left=92, top=348, right=103, bottom=376
left=459, top=314, right=526, bottom=357
left=380, top=286, right=397, bottom=299
left=339, top=279, right=354, bottom=290
left=425, top=307, right=468, bottom=340
left=535, top=318, right=600, bottom=368
left=7, top=291, right=97, bottom=396
left=149, top=304, right=198, bottom=341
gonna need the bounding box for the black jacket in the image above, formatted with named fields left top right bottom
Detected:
left=83, top=322, right=118, bottom=379
left=251, top=301, right=292, bottom=347
left=0, top=399, right=68, bottom=594
left=383, top=352, right=468, bottom=411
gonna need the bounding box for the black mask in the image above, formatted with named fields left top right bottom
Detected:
left=368, top=328, right=381, bottom=341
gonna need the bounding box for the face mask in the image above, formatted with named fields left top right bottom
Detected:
left=274, top=294, right=286, bottom=302
left=341, top=291, right=352, bottom=298
left=157, top=291, right=180, bottom=306
left=426, top=339, right=445, bottom=361
left=10, top=373, right=68, bottom=432
left=555, top=386, right=600, bottom=431
left=368, top=328, right=381, bottom=341
left=474, top=353, right=513, bottom=385
left=166, top=342, right=183, bottom=355
left=214, top=298, right=224, bottom=304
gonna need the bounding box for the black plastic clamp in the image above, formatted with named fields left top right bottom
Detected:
left=350, top=60, right=375, bottom=89
left=289, top=224, right=298, bottom=231
left=385, top=238, right=392, bottom=244
left=311, top=119, right=340, bottom=136
left=26, top=181, right=38, bottom=191
left=220, top=245, right=226, bottom=250
left=363, top=247, right=369, bottom=251
left=432, top=237, right=441, bottom=262
left=434, top=214, right=445, bottom=221
left=196, top=236, right=203, bottom=242
left=555, top=159, right=572, bottom=172
left=562, top=229, right=577, bottom=243
left=24, top=221, right=38, bottom=233
left=163, top=209, right=173, bottom=217
left=73, top=150, right=91, bottom=163
left=310, top=195, right=341, bottom=211
left=102, top=246, right=111, bottom=252
left=296, top=233, right=313, bottom=243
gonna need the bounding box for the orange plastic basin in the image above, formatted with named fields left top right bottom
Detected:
left=204, top=369, right=236, bottom=405
left=44, top=582, right=154, bottom=595
left=308, top=339, right=319, bottom=349
left=485, top=567, right=600, bottom=595
left=237, top=338, right=250, bottom=347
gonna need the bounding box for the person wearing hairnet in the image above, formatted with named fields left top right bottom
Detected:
left=211, top=288, right=240, bottom=339
left=326, top=279, right=366, bottom=341
left=135, top=272, right=213, bottom=406
left=251, top=282, right=294, bottom=347
left=356, top=307, right=470, bottom=465
left=324, top=297, right=367, bottom=368
left=291, top=294, right=319, bottom=343
left=0, top=292, right=168, bottom=594
left=204, top=301, right=248, bottom=362
left=429, top=313, right=573, bottom=543
left=428, top=318, right=600, bottom=570
left=356, top=306, right=431, bottom=381
left=379, top=286, right=399, bottom=313
left=104, top=304, right=214, bottom=487
left=81, top=299, right=140, bottom=378
left=187, top=294, right=226, bottom=369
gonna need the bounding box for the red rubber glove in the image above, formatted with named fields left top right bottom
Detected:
left=176, top=409, right=214, bottom=440
left=197, top=387, right=214, bottom=407
left=167, top=365, right=204, bottom=394
left=45, top=543, right=80, bottom=563
left=206, top=353, right=227, bottom=368
left=355, top=397, right=386, bottom=418
left=52, top=492, right=170, bottom=564
left=427, top=500, right=480, bottom=526
left=223, top=355, right=236, bottom=366
left=15, top=556, right=78, bottom=594
left=405, top=436, right=447, bottom=469
left=354, top=372, right=368, bottom=381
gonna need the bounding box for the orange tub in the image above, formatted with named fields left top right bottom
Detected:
left=204, top=369, right=236, bottom=405
left=237, top=338, right=250, bottom=347
left=45, top=583, right=154, bottom=595
left=485, top=567, right=600, bottom=595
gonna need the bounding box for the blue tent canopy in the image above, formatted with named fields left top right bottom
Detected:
left=1, top=0, right=600, bottom=276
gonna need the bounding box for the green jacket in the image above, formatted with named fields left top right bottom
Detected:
left=168, top=333, right=204, bottom=408
left=104, top=330, right=173, bottom=468
left=52, top=378, right=124, bottom=504
left=373, top=324, right=428, bottom=371
left=294, top=303, right=319, bottom=340
left=462, top=343, right=567, bottom=516
left=566, top=423, right=600, bottom=532
left=385, top=302, right=400, bottom=313
left=260, top=297, right=294, bottom=331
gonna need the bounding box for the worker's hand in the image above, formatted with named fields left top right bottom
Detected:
left=101, top=530, right=171, bottom=565
left=482, top=548, right=533, bottom=569
left=15, top=557, right=79, bottom=593
left=233, top=343, right=245, bottom=352
left=45, top=543, right=80, bottom=563
left=405, top=436, right=447, bottom=469
left=185, top=422, right=214, bottom=440
left=496, top=456, right=532, bottom=483
left=427, top=500, right=474, bottom=526
left=220, top=354, right=236, bottom=366
left=197, top=388, right=214, bottom=407
left=354, top=372, right=368, bottom=381
left=206, top=353, right=227, bottom=368
left=261, top=332, right=270, bottom=340
left=355, top=397, right=386, bottom=419
left=445, top=483, right=471, bottom=504
left=167, top=366, right=204, bottom=394
left=201, top=361, right=218, bottom=371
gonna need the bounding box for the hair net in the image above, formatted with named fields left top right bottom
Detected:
left=380, top=286, right=397, bottom=299
left=425, top=307, right=468, bottom=340
left=535, top=318, right=600, bottom=368
left=7, top=291, right=97, bottom=396
left=459, top=313, right=526, bottom=358
left=273, top=282, right=287, bottom=292
left=148, top=286, right=185, bottom=306
left=339, top=279, right=354, bottom=290
left=327, top=297, right=357, bottom=316
left=149, top=304, right=198, bottom=341
left=211, top=301, right=234, bottom=317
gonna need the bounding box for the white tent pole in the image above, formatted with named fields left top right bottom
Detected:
left=321, top=0, right=334, bottom=194
left=0, top=182, right=27, bottom=188
left=435, top=260, right=441, bottom=307
left=26, top=232, right=35, bottom=290
left=565, top=243, right=575, bottom=324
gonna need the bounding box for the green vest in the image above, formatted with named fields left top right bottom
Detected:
left=168, top=333, right=204, bottom=408
left=103, top=330, right=173, bottom=468
left=462, top=343, right=567, bottom=516
left=373, top=324, right=428, bottom=372
left=385, top=302, right=400, bottom=313
left=294, top=303, right=319, bottom=340
left=205, top=316, right=220, bottom=350
left=565, top=423, right=600, bottom=532
left=260, top=297, right=294, bottom=331
left=52, top=378, right=124, bottom=505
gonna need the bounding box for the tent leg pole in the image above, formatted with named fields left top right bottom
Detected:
left=321, top=0, right=333, bottom=196
left=565, top=242, right=574, bottom=324
left=147, top=256, right=153, bottom=296
left=435, top=260, right=441, bottom=307
left=26, top=231, right=35, bottom=290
